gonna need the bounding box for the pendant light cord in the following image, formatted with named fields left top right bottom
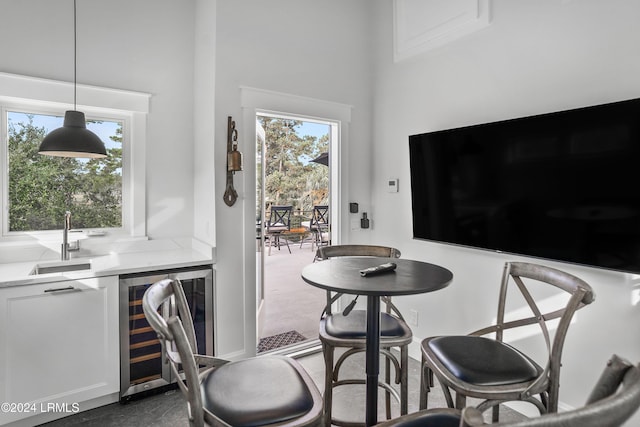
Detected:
left=73, top=0, right=77, bottom=110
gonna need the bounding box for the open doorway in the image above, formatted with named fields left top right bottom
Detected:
left=256, top=113, right=335, bottom=353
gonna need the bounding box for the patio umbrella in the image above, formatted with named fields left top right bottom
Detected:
left=311, top=152, right=329, bottom=166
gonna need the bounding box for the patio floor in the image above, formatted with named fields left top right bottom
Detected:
left=258, top=235, right=326, bottom=346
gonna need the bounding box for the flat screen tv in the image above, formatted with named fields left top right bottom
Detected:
left=409, top=97, right=640, bottom=273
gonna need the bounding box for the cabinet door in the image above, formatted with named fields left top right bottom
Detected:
left=0, top=277, right=119, bottom=425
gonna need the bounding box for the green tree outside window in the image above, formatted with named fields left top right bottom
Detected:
left=258, top=116, right=329, bottom=217
left=7, top=112, right=123, bottom=232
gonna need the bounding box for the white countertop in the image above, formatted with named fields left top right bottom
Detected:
left=0, top=240, right=213, bottom=288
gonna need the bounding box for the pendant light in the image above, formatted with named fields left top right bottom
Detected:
left=38, top=0, right=107, bottom=158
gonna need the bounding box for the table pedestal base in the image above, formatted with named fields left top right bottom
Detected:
left=365, top=295, right=381, bottom=426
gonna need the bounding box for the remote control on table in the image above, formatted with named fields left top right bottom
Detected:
left=360, top=262, right=397, bottom=277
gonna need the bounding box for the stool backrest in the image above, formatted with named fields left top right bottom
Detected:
left=316, top=244, right=400, bottom=261
left=470, top=262, right=595, bottom=413
left=142, top=279, right=206, bottom=425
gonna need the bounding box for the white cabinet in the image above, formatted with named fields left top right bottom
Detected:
left=0, top=276, right=119, bottom=426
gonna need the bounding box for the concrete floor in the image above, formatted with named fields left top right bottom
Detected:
left=258, top=236, right=326, bottom=342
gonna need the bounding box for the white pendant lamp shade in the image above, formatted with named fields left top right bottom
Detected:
left=38, top=110, right=107, bottom=158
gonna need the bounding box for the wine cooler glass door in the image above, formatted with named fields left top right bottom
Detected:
left=119, top=267, right=213, bottom=400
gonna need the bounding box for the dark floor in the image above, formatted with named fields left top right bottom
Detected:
left=39, top=388, right=189, bottom=427
left=40, top=349, right=526, bottom=426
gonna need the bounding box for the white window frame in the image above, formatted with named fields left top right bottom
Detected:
left=0, top=72, right=150, bottom=240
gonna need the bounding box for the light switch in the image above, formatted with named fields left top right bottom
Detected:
left=387, top=178, right=399, bottom=192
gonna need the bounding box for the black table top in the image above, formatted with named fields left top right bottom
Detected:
left=301, top=257, right=453, bottom=296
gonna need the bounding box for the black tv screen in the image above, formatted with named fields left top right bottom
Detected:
left=409, top=97, right=640, bottom=273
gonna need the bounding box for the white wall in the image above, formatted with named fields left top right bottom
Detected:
left=370, top=0, right=640, bottom=419
left=213, top=0, right=373, bottom=357
left=0, top=0, right=197, bottom=239
left=193, top=0, right=217, bottom=246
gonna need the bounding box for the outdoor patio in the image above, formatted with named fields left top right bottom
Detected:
left=259, top=233, right=327, bottom=348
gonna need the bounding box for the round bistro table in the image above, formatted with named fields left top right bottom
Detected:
left=301, top=257, right=453, bottom=426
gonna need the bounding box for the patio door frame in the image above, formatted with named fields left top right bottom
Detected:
left=256, top=112, right=338, bottom=339
left=240, top=87, right=351, bottom=353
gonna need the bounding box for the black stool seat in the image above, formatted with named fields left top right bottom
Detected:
left=202, top=356, right=315, bottom=427
left=428, top=336, right=541, bottom=386
left=325, top=310, right=405, bottom=338
left=387, top=413, right=460, bottom=427
left=374, top=408, right=462, bottom=426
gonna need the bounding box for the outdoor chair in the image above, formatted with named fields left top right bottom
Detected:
left=420, top=262, right=595, bottom=422
left=308, top=205, right=330, bottom=251
left=315, top=244, right=410, bottom=426
left=142, top=278, right=323, bottom=427
left=377, top=354, right=640, bottom=427
left=266, top=205, right=293, bottom=255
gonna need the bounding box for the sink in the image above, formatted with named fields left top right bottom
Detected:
left=30, top=261, right=92, bottom=275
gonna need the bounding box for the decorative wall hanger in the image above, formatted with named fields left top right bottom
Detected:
left=223, top=116, right=243, bottom=206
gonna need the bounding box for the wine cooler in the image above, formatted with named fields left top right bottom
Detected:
left=119, top=266, right=214, bottom=400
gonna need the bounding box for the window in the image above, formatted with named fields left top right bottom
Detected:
left=0, top=72, right=150, bottom=239
left=6, top=110, right=123, bottom=232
